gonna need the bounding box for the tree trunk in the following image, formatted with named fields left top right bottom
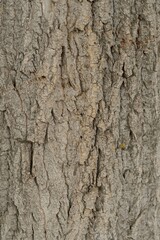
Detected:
left=0, top=0, right=160, bottom=239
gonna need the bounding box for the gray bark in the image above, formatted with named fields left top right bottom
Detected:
left=0, top=0, right=160, bottom=239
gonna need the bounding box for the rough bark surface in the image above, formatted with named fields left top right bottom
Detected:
left=1, top=0, right=160, bottom=239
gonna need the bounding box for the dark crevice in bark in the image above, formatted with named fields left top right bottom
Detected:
left=12, top=77, right=16, bottom=89
left=122, top=62, right=126, bottom=79
left=60, top=46, right=66, bottom=89
left=61, top=46, right=65, bottom=66
left=95, top=148, right=100, bottom=187
left=31, top=225, right=34, bottom=240
left=44, top=124, right=48, bottom=144
left=67, top=198, right=72, bottom=218
left=29, top=142, right=34, bottom=176
left=51, top=109, right=56, bottom=124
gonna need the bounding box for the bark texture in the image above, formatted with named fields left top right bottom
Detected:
left=1, top=0, right=160, bottom=239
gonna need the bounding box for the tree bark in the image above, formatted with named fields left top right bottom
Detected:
left=0, top=0, right=160, bottom=239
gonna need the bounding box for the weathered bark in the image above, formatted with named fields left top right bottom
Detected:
left=0, top=0, right=160, bottom=239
